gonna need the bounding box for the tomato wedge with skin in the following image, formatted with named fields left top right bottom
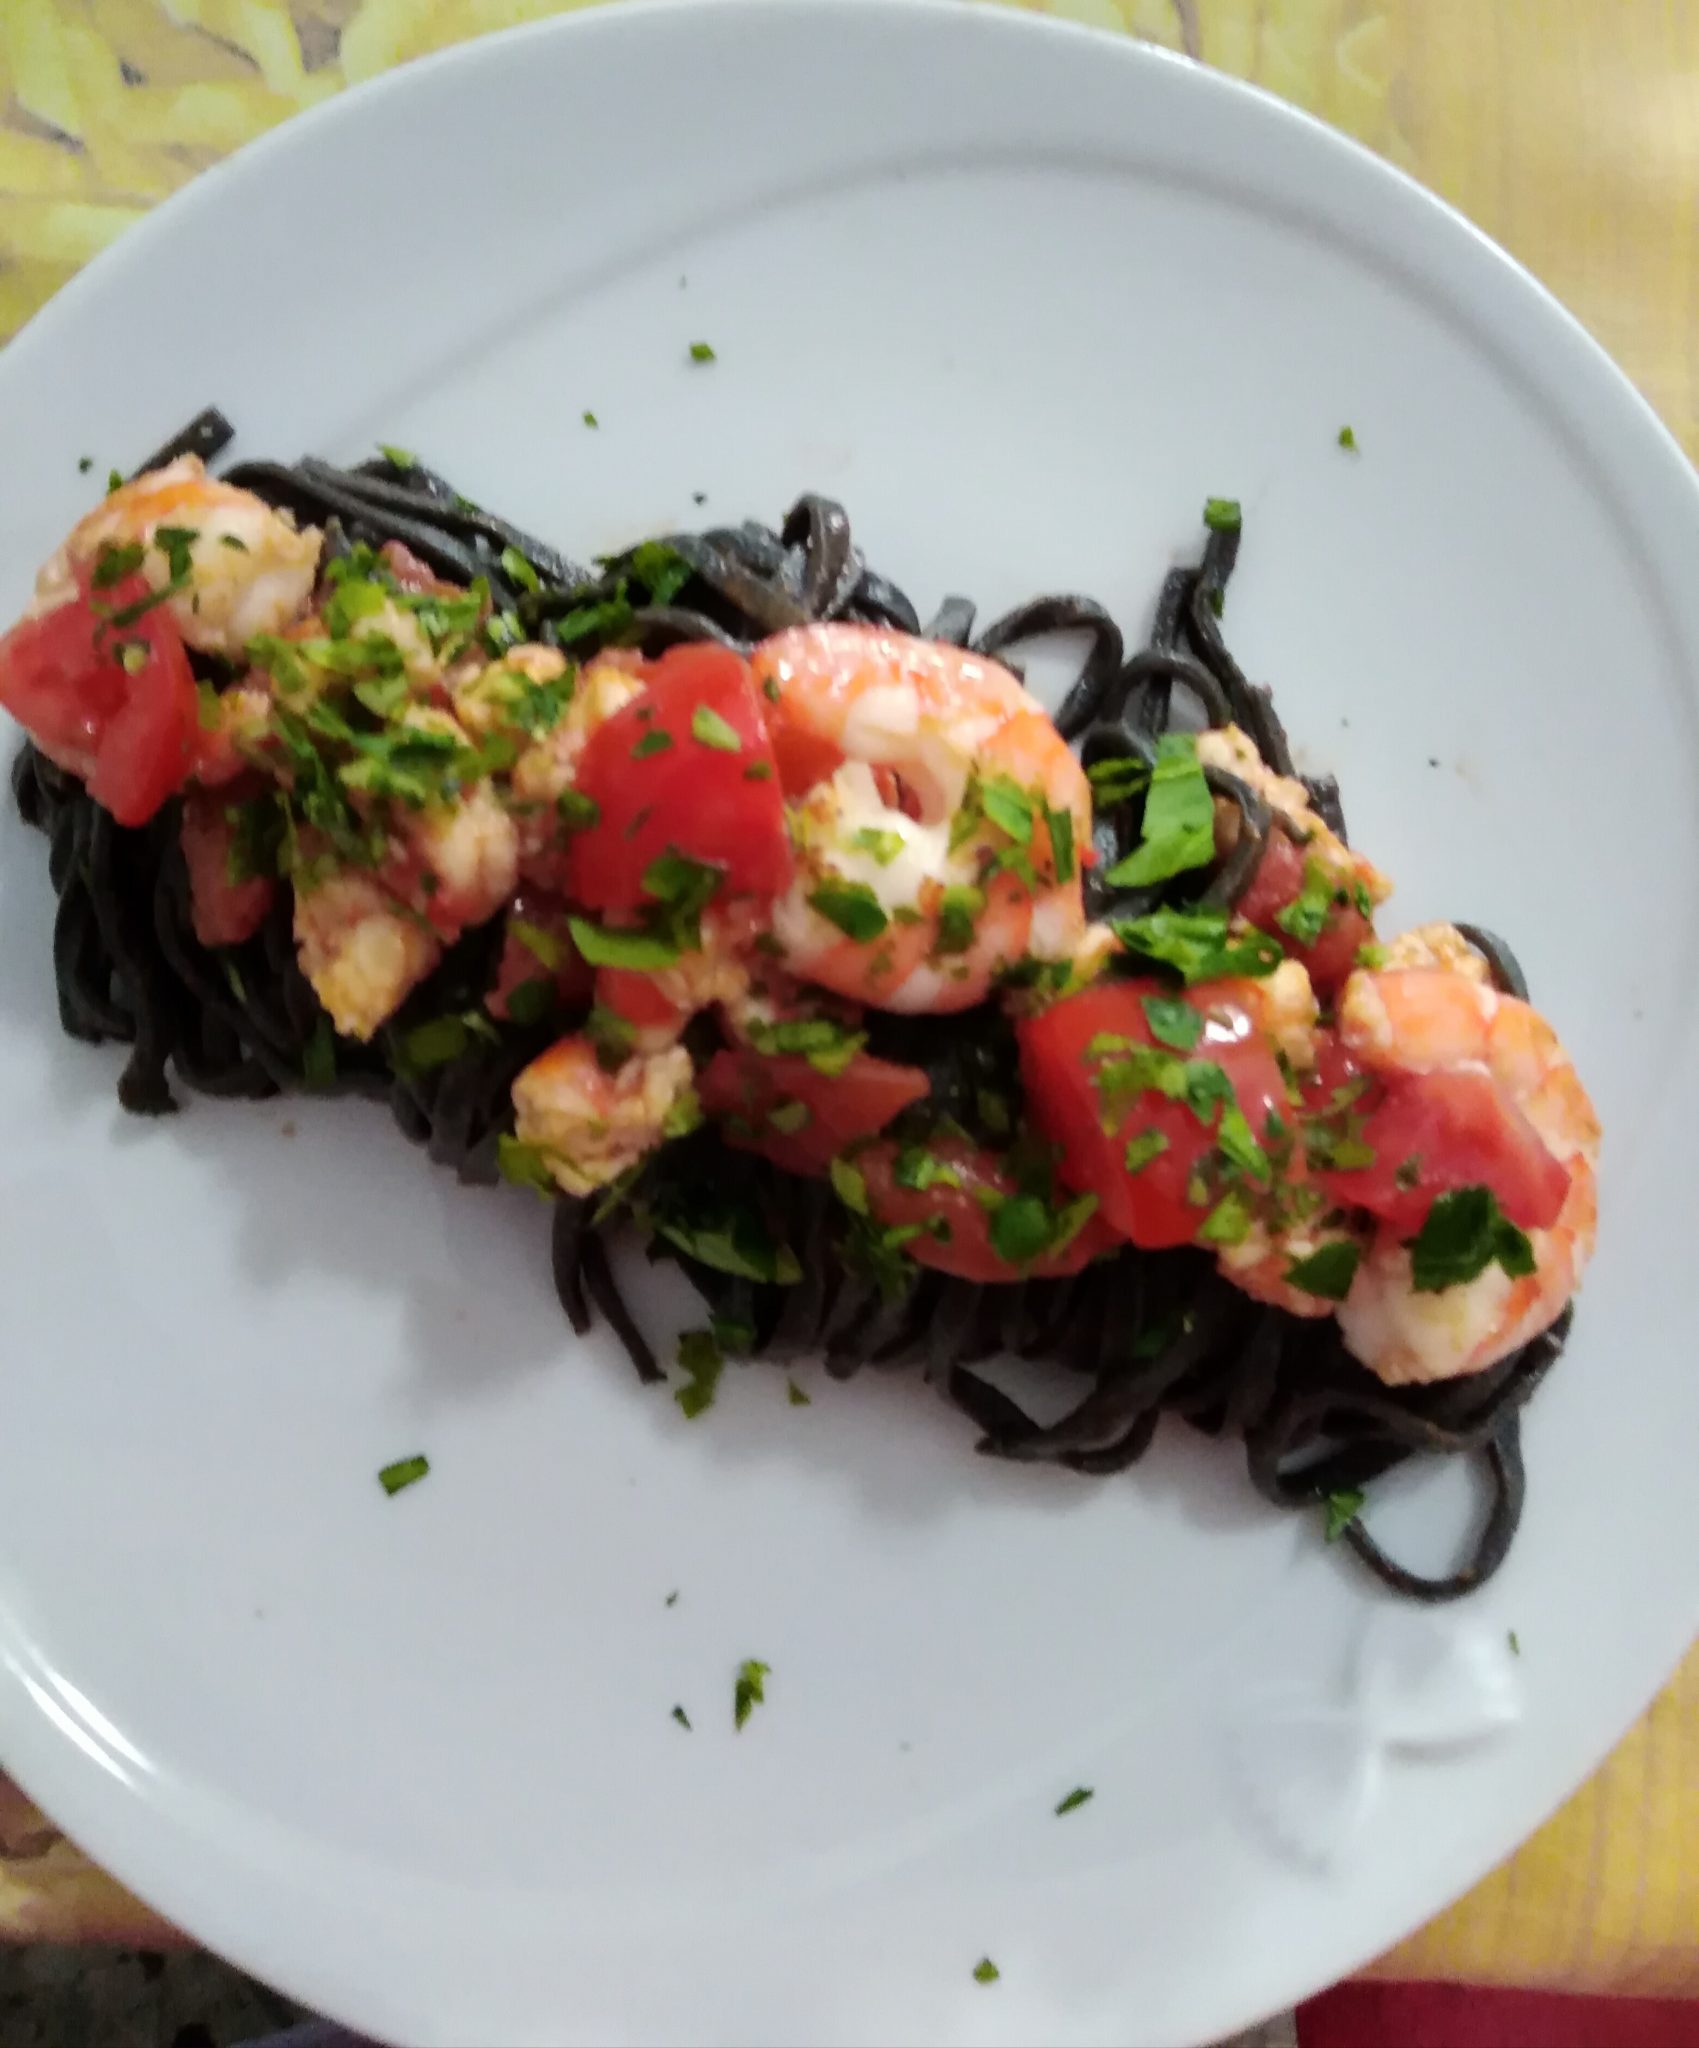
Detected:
left=1236, top=831, right=1373, bottom=993
left=1017, top=977, right=1291, bottom=1250
left=855, top=1135, right=1119, bottom=1282
left=0, top=576, right=199, bottom=826
left=179, top=788, right=276, bottom=948
left=1312, top=1055, right=1570, bottom=1233
left=565, top=644, right=791, bottom=912
left=699, top=1047, right=929, bottom=1177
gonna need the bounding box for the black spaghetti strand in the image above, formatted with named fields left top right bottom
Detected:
left=9, top=420, right=1576, bottom=1604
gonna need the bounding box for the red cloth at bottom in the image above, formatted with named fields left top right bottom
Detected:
left=1298, top=1983, right=1699, bottom=2048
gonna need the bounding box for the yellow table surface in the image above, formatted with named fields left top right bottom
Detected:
left=1, top=0, right=1696, bottom=1999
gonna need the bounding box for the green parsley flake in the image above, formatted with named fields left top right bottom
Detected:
left=1112, top=906, right=1283, bottom=986
left=1284, top=1239, right=1362, bottom=1301
left=1203, top=496, right=1243, bottom=533
left=1046, top=803, right=1076, bottom=883
left=77, top=455, right=93, bottom=474
left=1123, top=1129, right=1169, bottom=1173
left=733, top=1658, right=769, bottom=1729
left=1215, top=1103, right=1271, bottom=1184
left=583, top=410, right=599, bottom=428
left=689, top=340, right=717, bottom=363
left=690, top=702, right=743, bottom=752
left=1087, top=754, right=1149, bottom=806
left=1338, top=425, right=1358, bottom=451
left=935, top=884, right=984, bottom=957
left=399, top=1014, right=479, bottom=1073
left=828, top=1156, right=870, bottom=1215
left=511, top=918, right=566, bottom=971
left=302, top=1016, right=337, bottom=1089
left=786, top=1377, right=812, bottom=1407
left=1141, top=993, right=1203, bottom=1052
left=671, top=1704, right=692, bottom=1730
left=1406, top=1186, right=1536, bottom=1294
left=1055, top=1786, right=1095, bottom=1817
left=674, top=1328, right=724, bottom=1419
left=1323, top=1488, right=1365, bottom=1542
left=568, top=917, right=680, bottom=971
left=378, top=1454, right=429, bottom=1496
left=1275, top=856, right=1336, bottom=946
left=379, top=443, right=417, bottom=469
left=972, top=1959, right=1000, bottom=1986
left=497, top=1134, right=559, bottom=1199
left=498, top=544, right=541, bottom=594
left=1197, top=1190, right=1254, bottom=1246
left=744, top=1013, right=866, bottom=1077
left=632, top=728, right=673, bottom=759
left=852, top=826, right=905, bottom=865
left=1104, top=733, right=1215, bottom=888
left=980, top=776, right=1035, bottom=844
left=647, top=1192, right=802, bottom=1284
left=767, top=1098, right=811, bottom=1136
left=1508, top=1630, right=1521, bottom=1656
left=809, top=880, right=888, bottom=942
left=557, top=788, right=601, bottom=832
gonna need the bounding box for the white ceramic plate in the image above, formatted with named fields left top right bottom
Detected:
left=1, top=5, right=1696, bottom=2042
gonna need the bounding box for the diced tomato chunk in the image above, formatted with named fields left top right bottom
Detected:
left=565, top=645, right=792, bottom=911
left=855, top=1135, right=1119, bottom=1281
left=1315, top=1058, right=1570, bottom=1232
left=0, top=575, right=199, bottom=826
left=699, top=1047, right=929, bottom=1177
left=1016, top=977, right=1290, bottom=1249
left=1237, top=830, right=1373, bottom=992
left=179, top=787, right=275, bottom=948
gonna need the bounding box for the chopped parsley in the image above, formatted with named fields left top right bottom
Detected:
left=302, top=1016, right=337, bottom=1089
left=852, top=826, right=905, bottom=865
left=629, top=541, right=693, bottom=604
left=671, top=1704, right=692, bottom=1730
left=786, top=1377, right=812, bottom=1407
left=1105, top=733, right=1215, bottom=888
left=767, top=1099, right=810, bottom=1136
left=690, top=702, right=743, bottom=752
left=77, top=455, right=93, bottom=474
left=1086, top=754, right=1149, bottom=806
left=979, top=775, right=1035, bottom=845
left=497, top=1134, right=559, bottom=1199
left=632, top=728, right=673, bottom=759
left=586, top=1004, right=636, bottom=1071
left=396, top=1012, right=491, bottom=1075
left=91, top=540, right=145, bottom=589
left=1406, top=1186, right=1536, bottom=1294
left=809, top=880, right=888, bottom=942
left=567, top=917, right=680, bottom=970
left=1046, top=803, right=1076, bottom=883
left=511, top=918, right=566, bottom=970
left=1215, top=1103, right=1271, bottom=1184
left=1140, top=992, right=1202, bottom=1052
left=1338, top=425, right=1358, bottom=451
left=1197, top=1190, right=1253, bottom=1246
left=1274, top=856, right=1336, bottom=946
left=733, top=1658, right=769, bottom=1729
left=1123, top=1129, right=1169, bottom=1173
left=972, top=1959, right=1000, bottom=1986
left=1323, top=1488, right=1365, bottom=1542
left=646, top=1188, right=802, bottom=1284
left=988, top=1187, right=1098, bottom=1268
left=378, top=443, right=416, bottom=468
left=674, top=1328, right=725, bottom=1419
left=498, top=544, right=540, bottom=594
left=378, top=1454, right=429, bottom=1496
left=893, top=1147, right=963, bottom=1193
left=1203, top=496, right=1243, bottom=533
left=1111, top=905, right=1283, bottom=985
left=743, top=1013, right=866, bottom=1077
left=935, top=884, right=984, bottom=956
left=828, top=1156, right=869, bottom=1215
left=689, top=340, right=717, bottom=363
left=1508, top=1630, right=1521, bottom=1657
left=1284, top=1239, right=1362, bottom=1301
left=1054, top=1786, right=1095, bottom=1817
left=583, top=410, right=599, bottom=428
left=557, top=788, right=601, bottom=832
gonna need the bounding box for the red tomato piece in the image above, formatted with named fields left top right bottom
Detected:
left=1317, top=1065, right=1570, bottom=1233
left=1016, top=977, right=1290, bottom=1249
left=0, top=578, right=198, bottom=826
left=179, top=788, right=276, bottom=948
left=855, top=1135, right=1119, bottom=1282
left=699, top=1047, right=929, bottom=1177
left=596, top=965, right=687, bottom=1036
left=1236, top=831, right=1373, bottom=992
left=487, top=896, right=594, bottom=1023
left=565, top=644, right=792, bottom=911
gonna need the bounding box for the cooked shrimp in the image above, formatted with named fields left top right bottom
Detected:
left=1379, top=920, right=1492, bottom=981
left=1335, top=951, right=1600, bottom=1385
left=37, top=456, right=320, bottom=658
left=1198, top=722, right=1390, bottom=909
left=293, top=868, right=439, bottom=1042
left=507, top=653, right=646, bottom=886
left=750, top=624, right=1092, bottom=1013
left=511, top=1037, right=695, bottom=1196
left=595, top=900, right=764, bottom=1054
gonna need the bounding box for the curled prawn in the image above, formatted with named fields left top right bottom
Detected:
left=37, top=456, right=320, bottom=658
left=1335, top=934, right=1600, bottom=1386
left=1197, top=722, right=1390, bottom=911
left=511, top=1037, right=695, bottom=1197
left=750, top=624, right=1092, bottom=1013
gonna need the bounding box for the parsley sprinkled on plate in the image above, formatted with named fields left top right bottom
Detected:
left=378, top=1455, right=429, bottom=1497
left=1338, top=424, right=1359, bottom=450
left=733, top=1659, right=769, bottom=1730
left=688, top=340, right=717, bottom=363
left=582, top=410, right=599, bottom=428
left=1323, top=1488, right=1365, bottom=1542
left=972, top=1958, right=1000, bottom=1985
left=1054, top=1786, right=1094, bottom=1816
left=671, top=1704, right=692, bottom=1730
